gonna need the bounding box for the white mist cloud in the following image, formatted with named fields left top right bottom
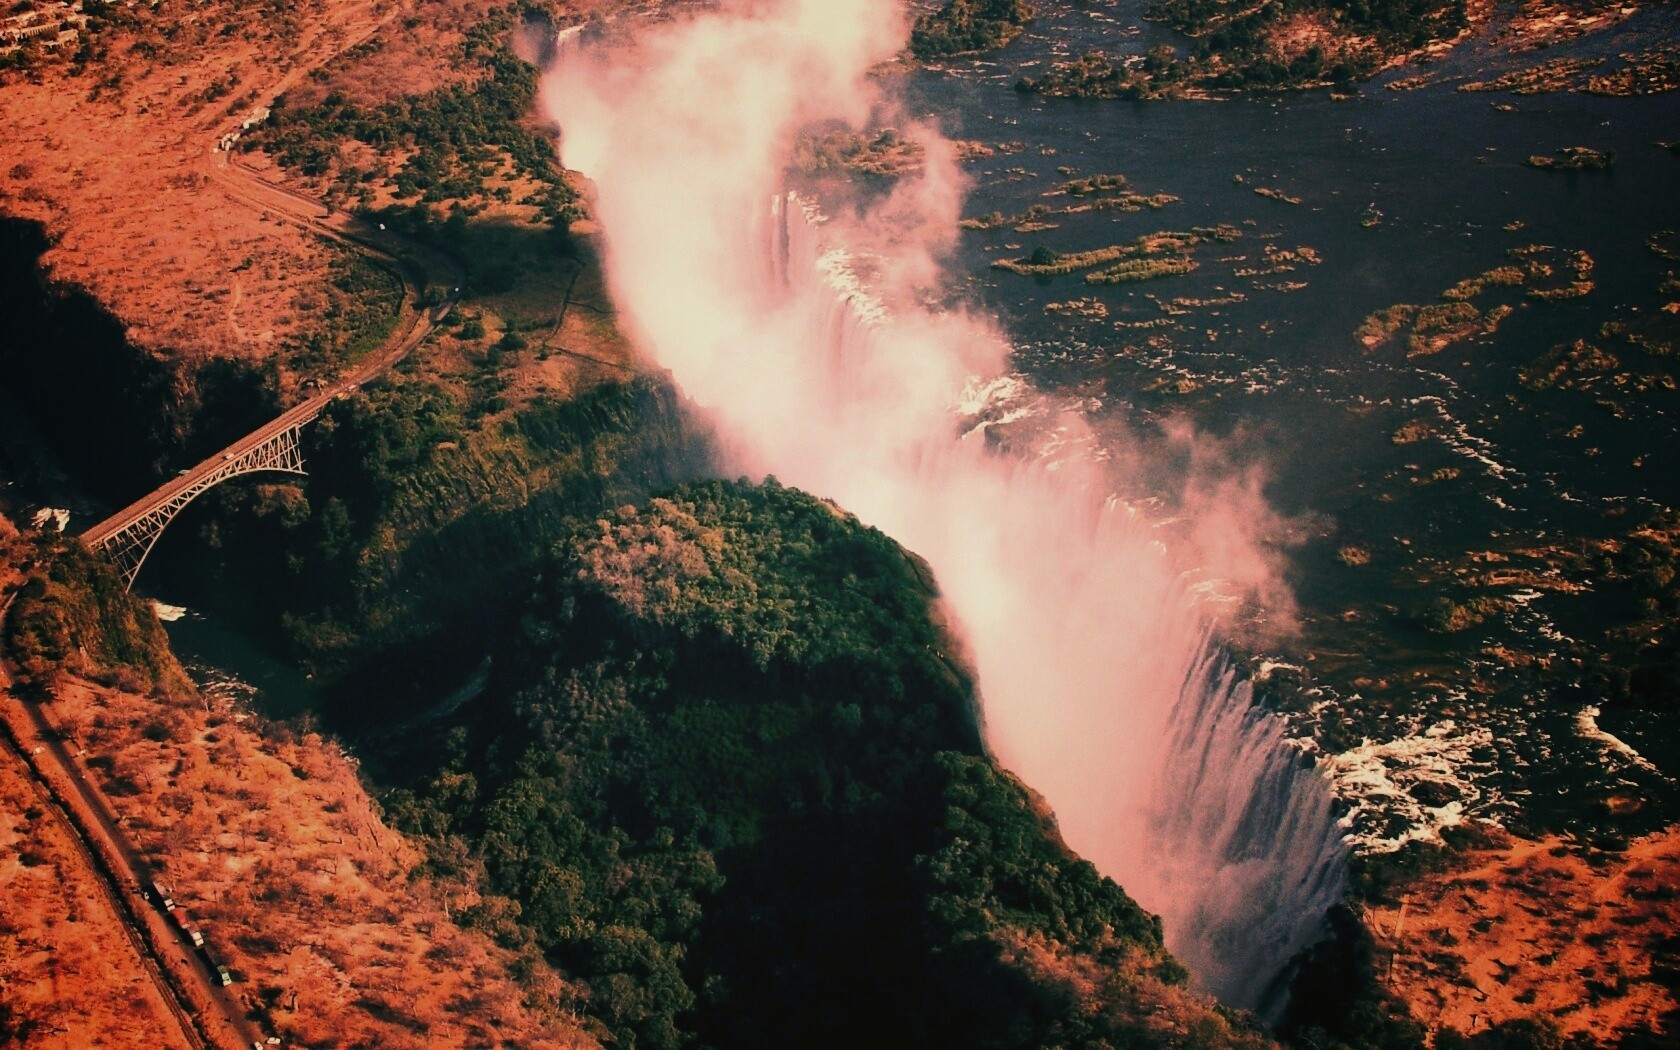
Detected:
left=543, top=0, right=1341, bottom=1008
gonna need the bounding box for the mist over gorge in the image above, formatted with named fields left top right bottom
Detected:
left=8, top=0, right=1677, bottom=1042
left=544, top=0, right=1347, bottom=1006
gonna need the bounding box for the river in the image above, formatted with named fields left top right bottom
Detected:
left=901, top=0, right=1680, bottom=848
left=2, top=0, right=1675, bottom=1012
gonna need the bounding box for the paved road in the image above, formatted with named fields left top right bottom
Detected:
left=81, top=145, right=463, bottom=552
left=30, top=22, right=466, bottom=1047
left=0, top=692, right=262, bottom=1048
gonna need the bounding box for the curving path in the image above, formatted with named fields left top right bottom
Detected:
left=9, top=21, right=468, bottom=1048
left=80, top=132, right=463, bottom=584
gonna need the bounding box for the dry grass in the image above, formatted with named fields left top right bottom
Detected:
left=46, top=675, right=598, bottom=1049
left=993, top=929, right=1276, bottom=1047
left=2, top=0, right=644, bottom=422
left=0, top=741, right=193, bottom=1049
left=1371, top=825, right=1680, bottom=1043
left=0, top=0, right=404, bottom=362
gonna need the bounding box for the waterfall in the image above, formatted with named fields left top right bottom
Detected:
left=545, top=2, right=1348, bottom=1010
left=757, top=193, right=1348, bottom=1009
left=1144, top=641, right=1349, bottom=1011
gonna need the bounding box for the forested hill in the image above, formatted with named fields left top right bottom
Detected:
left=387, top=478, right=1271, bottom=1050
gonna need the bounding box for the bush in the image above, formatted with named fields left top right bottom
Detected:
left=911, top=0, right=1035, bottom=58
left=4, top=537, right=190, bottom=697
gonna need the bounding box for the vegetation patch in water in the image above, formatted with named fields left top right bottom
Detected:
left=1059, top=172, right=1131, bottom=196
left=1461, top=56, right=1603, bottom=95
left=1525, top=147, right=1615, bottom=172
left=1408, top=302, right=1484, bottom=356
left=1520, top=340, right=1621, bottom=392
left=1254, top=185, right=1303, bottom=205
left=1585, top=43, right=1680, bottom=97
left=1413, top=595, right=1517, bottom=634
left=1391, top=418, right=1436, bottom=445
left=909, top=0, right=1035, bottom=59
left=993, top=226, right=1239, bottom=278
left=961, top=175, right=1178, bottom=230
left=1359, top=304, right=1420, bottom=348
left=1442, top=266, right=1526, bottom=301
left=1360, top=249, right=1595, bottom=351
left=1086, top=256, right=1199, bottom=285
left=1045, top=297, right=1109, bottom=319
left=793, top=127, right=924, bottom=181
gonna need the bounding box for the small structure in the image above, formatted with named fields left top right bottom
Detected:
left=29, top=507, right=69, bottom=532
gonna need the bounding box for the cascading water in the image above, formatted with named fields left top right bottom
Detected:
left=754, top=193, right=1349, bottom=1009
left=546, top=0, right=1348, bottom=1011
left=1144, top=642, right=1349, bottom=1009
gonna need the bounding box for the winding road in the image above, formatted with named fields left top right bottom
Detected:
left=81, top=147, right=463, bottom=554
left=6, top=20, right=469, bottom=1048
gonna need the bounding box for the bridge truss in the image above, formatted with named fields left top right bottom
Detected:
left=82, top=423, right=311, bottom=591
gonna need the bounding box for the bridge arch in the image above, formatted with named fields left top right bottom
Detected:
left=81, top=421, right=311, bottom=591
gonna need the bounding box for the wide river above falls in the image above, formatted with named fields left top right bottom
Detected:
left=896, top=0, right=1680, bottom=840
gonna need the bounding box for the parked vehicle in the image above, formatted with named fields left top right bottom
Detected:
left=197, top=945, right=234, bottom=985
left=169, top=908, right=206, bottom=947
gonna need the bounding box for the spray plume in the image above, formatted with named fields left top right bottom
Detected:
left=543, top=0, right=1346, bottom=1009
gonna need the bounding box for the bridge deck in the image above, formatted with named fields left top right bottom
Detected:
left=81, top=395, right=330, bottom=548
left=74, top=141, right=461, bottom=588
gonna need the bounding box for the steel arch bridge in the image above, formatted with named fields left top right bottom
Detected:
left=80, top=414, right=317, bottom=591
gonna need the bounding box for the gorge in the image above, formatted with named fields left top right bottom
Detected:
left=546, top=0, right=1349, bottom=1008
left=6, top=0, right=1677, bottom=1043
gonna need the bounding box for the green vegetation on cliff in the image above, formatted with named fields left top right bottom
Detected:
left=292, top=251, right=405, bottom=375
left=910, top=0, right=1036, bottom=59
left=246, top=9, right=578, bottom=227
left=170, top=375, right=711, bottom=706
left=3, top=535, right=190, bottom=697
left=387, top=479, right=1267, bottom=1050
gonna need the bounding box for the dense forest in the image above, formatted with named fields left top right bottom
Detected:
left=159, top=375, right=712, bottom=714
left=384, top=479, right=1271, bottom=1049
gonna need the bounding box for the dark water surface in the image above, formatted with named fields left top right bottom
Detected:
left=899, top=5, right=1680, bottom=847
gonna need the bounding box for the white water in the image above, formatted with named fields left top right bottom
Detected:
left=546, top=0, right=1347, bottom=1009
left=1154, top=645, right=1348, bottom=1007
